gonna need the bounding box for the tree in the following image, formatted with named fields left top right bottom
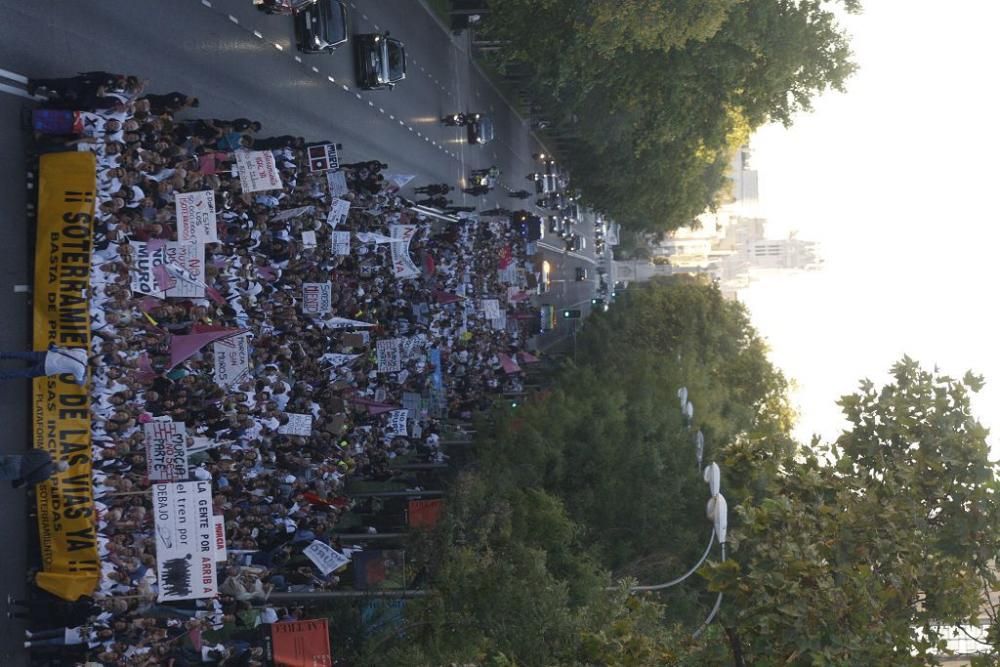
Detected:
left=704, top=359, right=1000, bottom=665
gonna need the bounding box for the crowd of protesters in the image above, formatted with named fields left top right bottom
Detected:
left=18, top=70, right=542, bottom=666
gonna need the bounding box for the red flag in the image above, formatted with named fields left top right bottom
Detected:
left=498, top=245, right=513, bottom=269
left=517, top=351, right=540, bottom=364
left=498, top=353, right=522, bottom=374
left=168, top=328, right=245, bottom=369
left=433, top=290, right=463, bottom=304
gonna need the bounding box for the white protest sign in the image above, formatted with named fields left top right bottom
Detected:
left=144, top=421, right=188, bottom=482
left=175, top=191, right=218, bottom=243
left=376, top=338, right=403, bottom=373
left=303, top=540, right=350, bottom=576
left=278, top=413, right=313, bottom=436
left=153, top=481, right=217, bottom=601
left=389, top=224, right=420, bottom=279
left=235, top=150, right=282, bottom=192
left=301, top=230, right=317, bottom=249
left=302, top=282, right=333, bottom=314
left=355, top=232, right=400, bottom=244
left=164, top=242, right=205, bottom=298
left=130, top=242, right=167, bottom=297
left=326, top=198, right=350, bottom=229
left=212, top=515, right=228, bottom=563
left=387, top=410, right=409, bottom=437
left=481, top=299, right=501, bottom=320
left=326, top=171, right=349, bottom=197
left=212, top=332, right=252, bottom=387
left=323, top=316, right=374, bottom=329
left=331, top=231, right=351, bottom=255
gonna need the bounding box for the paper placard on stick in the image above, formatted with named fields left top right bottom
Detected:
left=326, top=171, right=349, bottom=197
left=212, top=515, right=228, bottom=563
left=387, top=410, right=409, bottom=437
left=175, top=191, right=218, bottom=243
left=164, top=242, right=205, bottom=298
left=481, top=299, right=501, bottom=320
left=144, top=421, right=188, bottom=482
left=130, top=242, right=167, bottom=297
left=153, top=481, right=217, bottom=601
left=212, top=332, right=252, bottom=387
left=307, top=143, right=340, bottom=172
left=376, top=338, right=403, bottom=373
left=301, top=230, right=317, bottom=249
left=303, top=540, right=350, bottom=576
left=278, top=413, right=313, bottom=436
left=332, top=231, right=351, bottom=255
left=302, top=282, right=332, bottom=314
left=326, top=198, right=350, bottom=229
left=270, top=206, right=315, bottom=223
left=389, top=225, right=420, bottom=279
left=235, top=151, right=282, bottom=192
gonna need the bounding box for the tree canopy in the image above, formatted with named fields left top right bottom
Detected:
left=482, top=0, right=860, bottom=233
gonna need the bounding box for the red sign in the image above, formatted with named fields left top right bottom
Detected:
left=269, top=619, right=332, bottom=667
left=408, top=499, right=444, bottom=528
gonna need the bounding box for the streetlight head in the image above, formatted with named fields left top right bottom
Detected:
left=704, top=462, right=720, bottom=497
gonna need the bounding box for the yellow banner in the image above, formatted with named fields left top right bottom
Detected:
left=33, top=152, right=99, bottom=601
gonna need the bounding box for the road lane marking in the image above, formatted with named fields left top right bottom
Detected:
left=274, top=43, right=283, bottom=50
left=294, top=56, right=302, bottom=63
left=368, top=100, right=374, bottom=106
left=228, top=14, right=239, bottom=24
left=201, top=0, right=212, bottom=6
left=342, top=84, right=350, bottom=91
left=0, top=67, right=27, bottom=84
left=0, top=82, right=35, bottom=100
left=253, top=30, right=263, bottom=39
left=355, top=93, right=362, bottom=99
left=311, top=66, right=319, bottom=73
left=328, top=75, right=335, bottom=83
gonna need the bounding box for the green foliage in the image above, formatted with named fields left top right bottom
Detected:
left=481, top=0, right=860, bottom=233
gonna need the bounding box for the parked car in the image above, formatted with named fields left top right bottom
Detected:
left=566, top=234, right=586, bottom=252
left=294, top=0, right=348, bottom=53
left=591, top=297, right=609, bottom=312
left=547, top=216, right=563, bottom=235
left=355, top=32, right=406, bottom=89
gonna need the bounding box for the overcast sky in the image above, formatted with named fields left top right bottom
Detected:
left=740, top=0, right=999, bottom=453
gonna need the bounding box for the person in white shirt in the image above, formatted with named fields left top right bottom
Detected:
left=0, top=345, right=88, bottom=384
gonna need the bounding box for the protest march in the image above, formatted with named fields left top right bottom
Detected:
left=21, top=70, right=542, bottom=666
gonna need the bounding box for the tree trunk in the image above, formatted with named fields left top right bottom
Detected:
left=725, top=626, right=747, bottom=667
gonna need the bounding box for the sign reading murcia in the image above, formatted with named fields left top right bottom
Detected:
left=175, top=191, right=218, bottom=243
left=144, top=421, right=188, bottom=482
left=153, top=481, right=217, bottom=602
left=213, top=332, right=252, bottom=387
left=235, top=150, right=282, bottom=192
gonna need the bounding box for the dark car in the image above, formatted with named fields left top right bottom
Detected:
left=466, top=114, right=495, bottom=145
left=575, top=267, right=588, bottom=281
left=355, top=32, right=406, bottom=90
left=512, top=211, right=543, bottom=242
left=294, top=0, right=348, bottom=53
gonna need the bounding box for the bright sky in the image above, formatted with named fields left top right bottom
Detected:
left=740, top=0, right=999, bottom=453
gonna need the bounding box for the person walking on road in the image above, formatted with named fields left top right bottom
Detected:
left=0, top=346, right=88, bottom=384
left=414, top=183, right=452, bottom=196
left=0, top=449, right=68, bottom=489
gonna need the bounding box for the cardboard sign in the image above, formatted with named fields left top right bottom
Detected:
left=326, top=198, right=350, bottom=229
left=332, top=231, right=351, bottom=255
left=144, top=421, right=188, bottom=482
left=481, top=299, right=501, bottom=320
left=268, top=620, right=332, bottom=667
left=278, top=413, right=313, bottom=436
left=153, top=481, right=217, bottom=601
left=235, top=150, right=282, bottom=192
left=326, top=171, right=349, bottom=197
left=270, top=205, right=316, bottom=222
left=130, top=241, right=167, bottom=296
left=307, top=143, right=340, bottom=172
left=303, top=540, right=350, bottom=575
left=387, top=410, right=409, bottom=437
left=408, top=499, right=444, bottom=528
left=163, top=242, right=205, bottom=298
left=389, top=224, right=420, bottom=279
left=376, top=338, right=403, bottom=373
left=175, top=191, right=218, bottom=243
left=212, top=332, right=252, bottom=387
left=301, top=230, right=317, bottom=248
left=212, top=515, right=227, bottom=563
left=302, top=282, right=332, bottom=314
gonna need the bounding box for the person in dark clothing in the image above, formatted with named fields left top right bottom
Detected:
left=416, top=196, right=450, bottom=208
left=507, top=189, right=532, bottom=199
left=443, top=205, right=477, bottom=214
left=414, top=183, right=452, bottom=195
left=463, top=185, right=490, bottom=196
left=340, top=160, right=387, bottom=172
left=251, top=135, right=303, bottom=150
left=0, top=449, right=68, bottom=488
left=28, top=71, right=122, bottom=99
left=212, top=118, right=262, bottom=133
left=141, top=92, right=199, bottom=115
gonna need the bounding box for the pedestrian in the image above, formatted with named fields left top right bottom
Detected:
left=0, top=449, right=68, bottom=488
left=0, top=346, right=88, bottom=384
left=508, top=190, right=531, bottom=199
left=140, top=92, right=199, bottom=115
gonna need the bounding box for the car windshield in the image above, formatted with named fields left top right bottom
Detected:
left=387, top=41, right=405, bottom=81
left=319, top=0, right=346, bottom=43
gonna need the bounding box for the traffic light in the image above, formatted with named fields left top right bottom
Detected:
left=562, top=309, right=582, bottom=319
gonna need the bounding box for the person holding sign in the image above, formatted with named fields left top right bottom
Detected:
left=0, top=345, right=88, bottom=384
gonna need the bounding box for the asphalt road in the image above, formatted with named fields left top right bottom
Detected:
left=0, top=0, right=604, bottom=661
